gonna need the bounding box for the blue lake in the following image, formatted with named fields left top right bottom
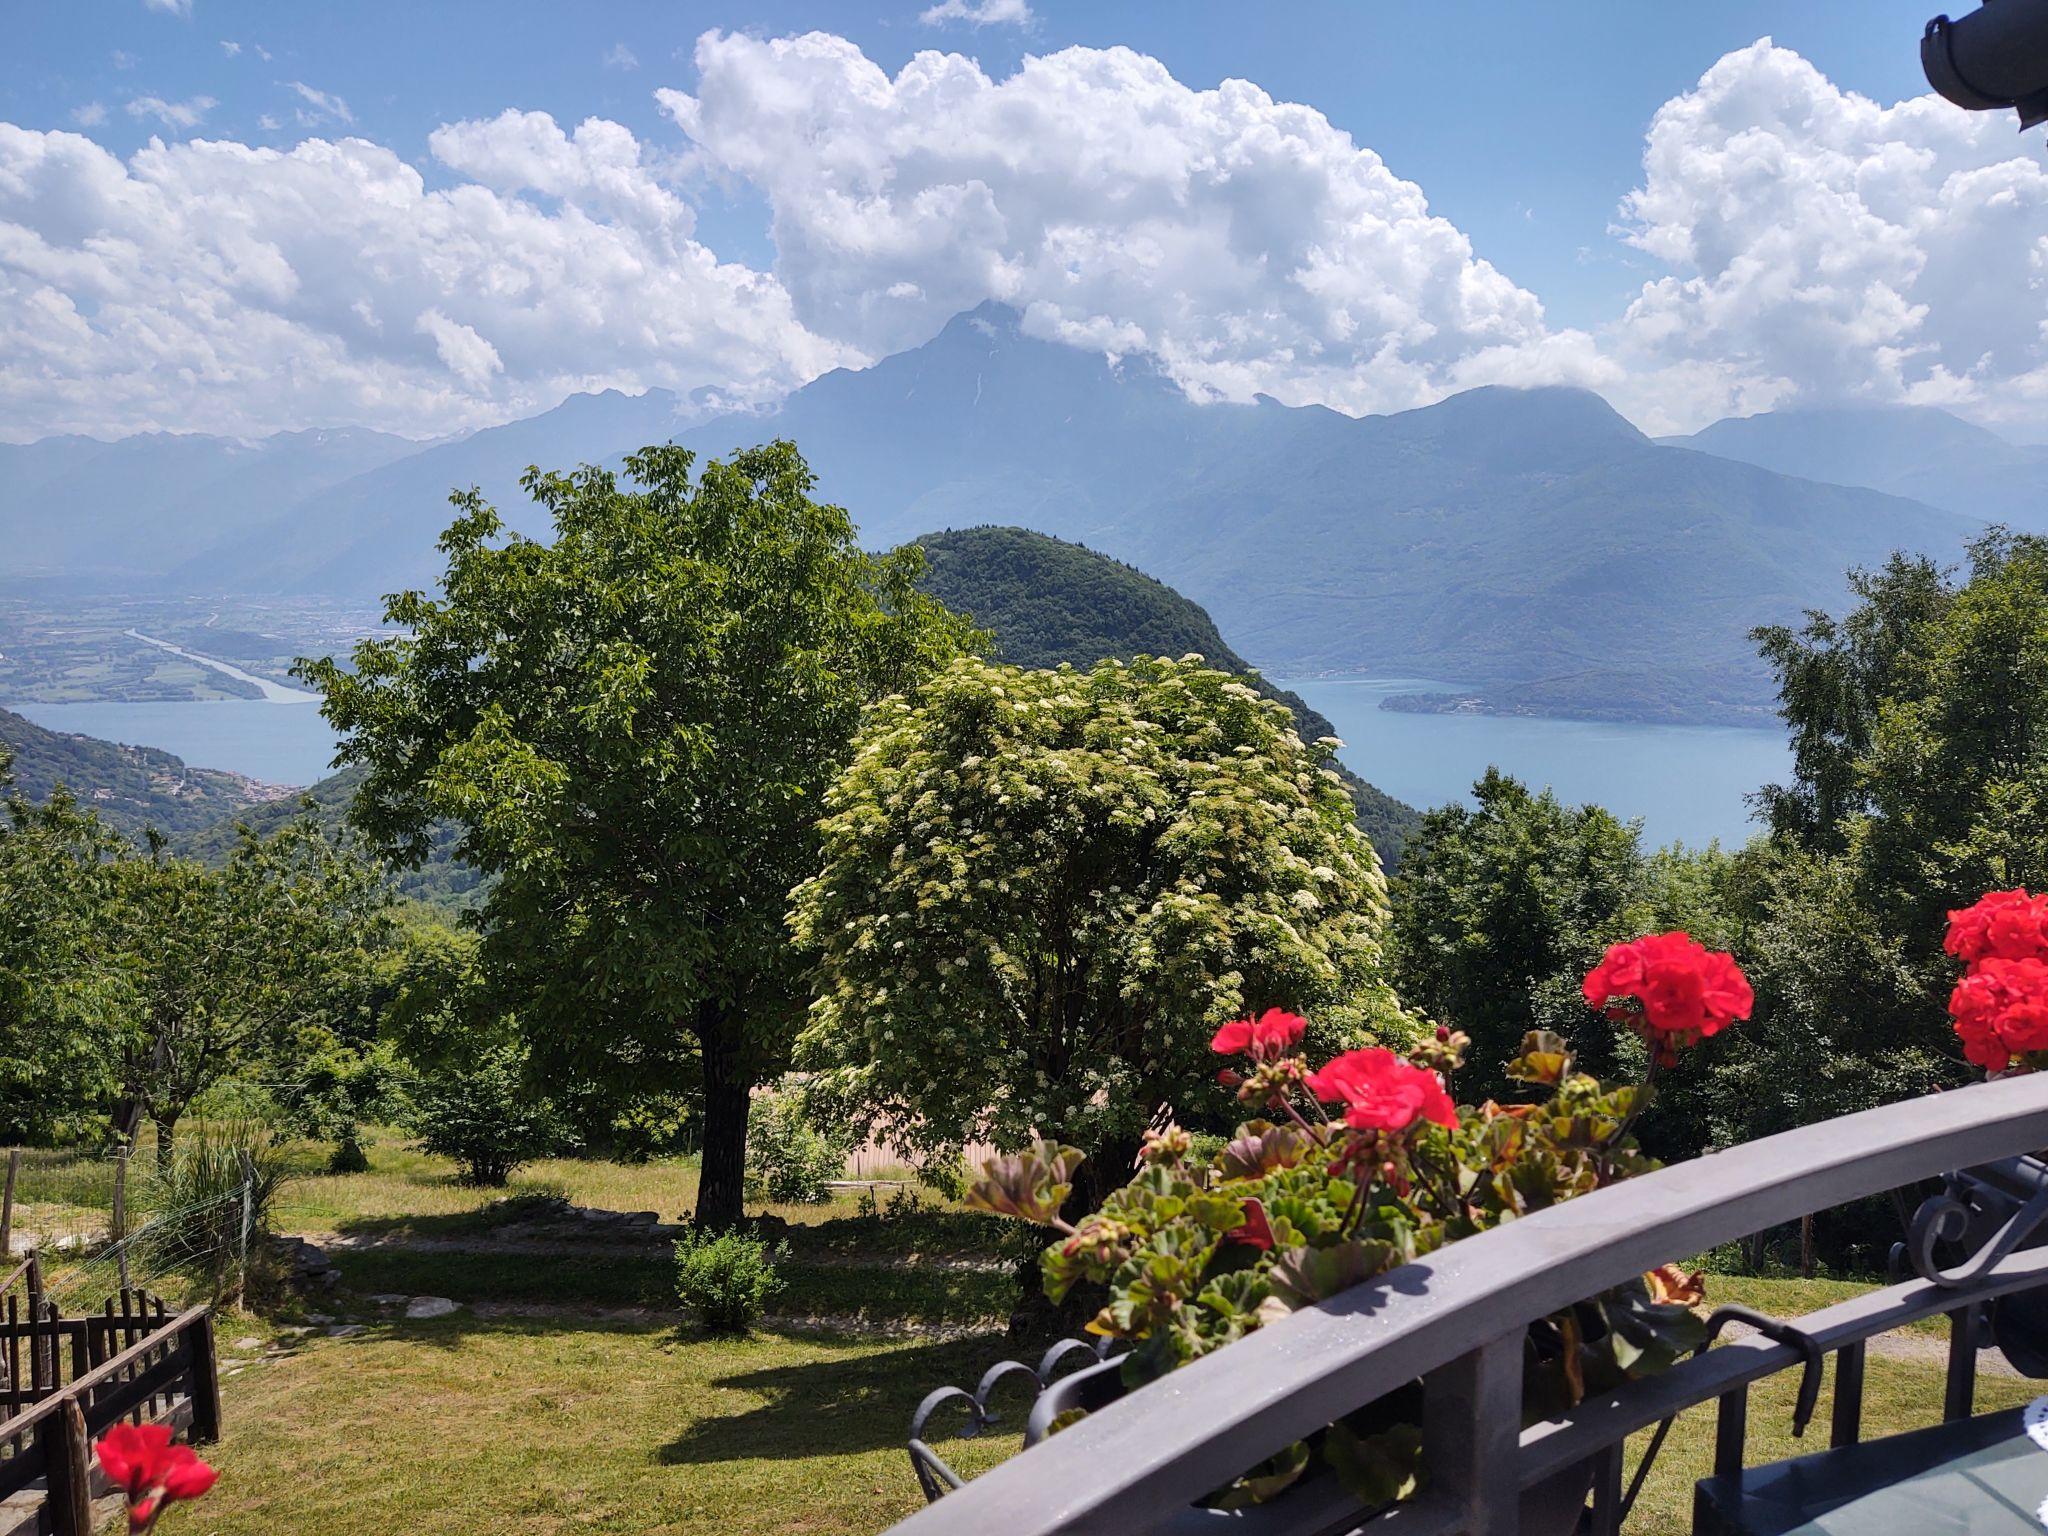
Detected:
left=1277, top=678, right=1791, bottom=850
left=11, top=679, right=1792, bottom=848
left=8, top=700, right=345, bottom=788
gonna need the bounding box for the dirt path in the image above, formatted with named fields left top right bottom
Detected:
left=1713, top=1317, right=2022, bottom=1377
left=292, top=1229, right=1009, bottom=1271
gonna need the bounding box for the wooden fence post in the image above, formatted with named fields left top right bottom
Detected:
left=112, top=1149, right=130, bottom=1291
left=0, top=1148, right=18, bottom=1260
left=48, top=1397, right=95, bottom=1536
left=188, top=1310, right=222, bottom=1444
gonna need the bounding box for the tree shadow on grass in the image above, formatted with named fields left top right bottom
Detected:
left=660, top=1330, right=1076, bottom=1466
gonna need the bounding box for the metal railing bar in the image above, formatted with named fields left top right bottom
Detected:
left=1519, top=1242, right=2048, bottom=1482
left=1829, top=1342, right=1865, bottom=1448
left=1944, top=1303, right=1978, bottom=1421
left=888, top=1073, right=2048, bottom=1535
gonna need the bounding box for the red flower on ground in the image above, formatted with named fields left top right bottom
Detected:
left=1946, top=889, right=2048, bottom=966
left=1582, top=931, right=1752, bottom=1046
left=1305, top=1047, right=1457, bottom=1133
left=1950, top=956, right=2048, bottom=1072
left=96, top=1423, right=217, bottom=1533
left=1210, top=1008, right=1307, bottom=1063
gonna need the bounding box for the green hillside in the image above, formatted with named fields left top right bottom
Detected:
left=171, top=763, right=486, bottom=911
left=912, top=526, right=1421, bottom=862
left=0, top=706, right=279, bottom=838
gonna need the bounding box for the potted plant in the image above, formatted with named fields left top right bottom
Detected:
left=963, top=931, right=1752, bottom=1530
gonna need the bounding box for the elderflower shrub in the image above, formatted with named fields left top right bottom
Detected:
left=791, top=654, right=1414, bottom=1200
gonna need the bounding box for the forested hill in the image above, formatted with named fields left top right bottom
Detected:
left=171, top=763, right=485, bottom=911
left=0, top=706, right=284, bottom=838
left=911, top=526, right=1421, bottom=862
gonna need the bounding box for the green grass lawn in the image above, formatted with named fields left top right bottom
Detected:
left=193, top=1300, right=2033, bottom=1536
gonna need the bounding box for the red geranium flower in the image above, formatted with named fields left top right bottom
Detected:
left=1305, top=1047, right=1457, bottom=1133
left=1582, top=931, right=1752, bottom=1046
left=1946, top=889, right=2048, bottom=966
left=1950, top=956, right=2048, bottom=1072
left=96, top=1423, right=217, bottom=1533
left=1210, top=1007, right=1307, bottom=1063
left=1227, top=1197, right=1275, bottom=1251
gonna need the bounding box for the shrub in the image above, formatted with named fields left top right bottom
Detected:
left=744, top=1088, right=850, bottom=1204
left=402, top=1045, right=563, bottom=1186
left=970, top=933, right=1751, bottom=1511
left=674, top=1228, right=788, bottom=1332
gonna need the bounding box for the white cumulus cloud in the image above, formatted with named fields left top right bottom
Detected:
left=142, top=0, right=191, bottom=15
left=1610, top=39, right=2048, bottom=434
left=659, top=31, right=1607, bottom=417
left=0, top=121, right=854, bottom=441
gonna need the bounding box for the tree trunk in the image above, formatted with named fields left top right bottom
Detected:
left=154, top=1113, right=177, bottom=1172
left=694, top=1028, right=750, bottom=1230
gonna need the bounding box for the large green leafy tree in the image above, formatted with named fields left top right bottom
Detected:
left=107, top=821, right=391, bottom=1166
left=0, top=749, right=122, bottom=1142
left=302, top=443, right=975, bottom=1227
left=791, top=654, right=1413, bottom=1210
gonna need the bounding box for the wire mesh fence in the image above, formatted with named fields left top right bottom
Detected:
left=2, top=1144, right=267, bottom=1315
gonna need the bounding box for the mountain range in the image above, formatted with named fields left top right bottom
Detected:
left=1662, top=405, right=2048, bottom=528
left=8, top=304, right=2033, bottom=722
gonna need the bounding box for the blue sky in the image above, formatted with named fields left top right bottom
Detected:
left=4, top=0, right=2042, bottom=443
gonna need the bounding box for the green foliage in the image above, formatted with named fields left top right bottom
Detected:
left=176, top=766, right=487, bottom=914
left=0, top=752, right=124, bottom=1142
left=403, top=1043, right=564, bottom=1187
left=745, top=1087, right=852, bottom=1204
left=104, top=817, right=393, bottom=1164
left=301, top=441, right=977, bottom=1227
left=794, top=652, right=1413, bottom=1208
left=1390, top=770, right=1648, bottom=1097
left=1724, top=530, right=2048, bottom=1152
left=911, top=526, right=1421, bottom=864
left=133, top=1119, right=295, bottom=1296
left=673, top=1228, right=788, bottom=1333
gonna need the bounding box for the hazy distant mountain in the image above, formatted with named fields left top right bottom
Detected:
left=0, top=705, right=284, bottom=838
left=8, top=304, right=1990, bottom=721
left=1, top=427, right=422, bottom=582
left=1663, top=405, right=2048, bottom=529
left=661, top=307, right=1978, bottom=722
left=178, top=388, right=692, bottom=596
left=912, top=525, right=1421, bottom=861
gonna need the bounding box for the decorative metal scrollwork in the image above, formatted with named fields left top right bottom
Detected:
left=907, top=1336, right=1119, bottom=1503
left=1899, top=1156, right=2048, bottom=1289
